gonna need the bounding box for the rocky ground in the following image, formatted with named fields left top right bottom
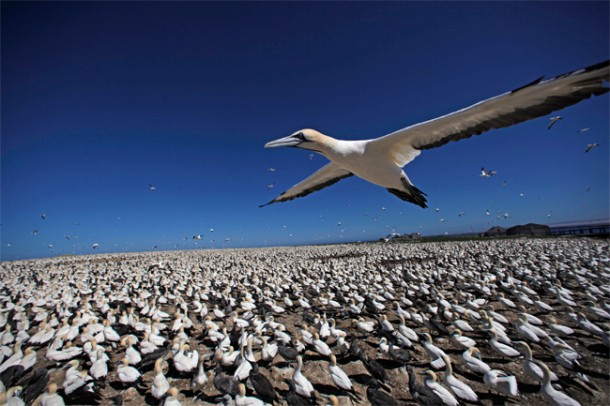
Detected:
left=1, top=237, right=609, bottom=405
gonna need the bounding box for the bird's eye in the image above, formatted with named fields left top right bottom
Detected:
left=295, top=132, right=306, bottom=141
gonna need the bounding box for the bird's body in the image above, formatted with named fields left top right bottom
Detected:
left=262, top=60, right=608, bottom=207
left=537, top=361, right=581, bottom=406
left=484, top=369, right=519, bottom=397
left=328, top=354, right=352, bottom=391
left=292, top=355, right=315, bottom=399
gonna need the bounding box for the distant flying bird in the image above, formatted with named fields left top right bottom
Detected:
left=40, top=213, right=46, bottom=220
left=261, top=60, right=608, bottom=207
left=308, top=153, right=314, bottom=160
left=92, top=243, right=99, bottom=249
left=585, top=143, right=599, bottom=153
left=577, top=127, right=590, bottom=133
left=149, top=184, right=156, bottom=191
left=547, top=115, right=562, bottom=129
left=32, top=229, right=38, bottom=235
left=480, top=167, right=497, bottom=177
left=435, top=208, right=441, bottom=213
left=193, top=235, right=203, bottom=240
left=267, top=183, right=275, bottom=190
left=267, top=167, right=277, bottom=172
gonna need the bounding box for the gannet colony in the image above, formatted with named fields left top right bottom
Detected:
left=1, top=237, right=609, bottom=405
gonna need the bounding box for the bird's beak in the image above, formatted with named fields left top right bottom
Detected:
left=264, top=135, right=303, bottom=148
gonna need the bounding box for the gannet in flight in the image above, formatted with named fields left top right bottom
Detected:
left=547, top=115, right=562, bottom=130
left=585, top=143, right=600, bottom=153
left=480, top=168, right=497, bottom=178
left=262, top=60, right=608, bottom=208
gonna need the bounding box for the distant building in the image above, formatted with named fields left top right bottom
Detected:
left=550, top=219, right=609, bottom=236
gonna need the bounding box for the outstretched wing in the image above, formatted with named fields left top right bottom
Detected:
left=368, top=60, right=609, bottom=167
left=260, top=162, right=353, bottom=207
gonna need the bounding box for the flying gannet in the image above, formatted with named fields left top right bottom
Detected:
left=262, top=60, right=608, bottom=208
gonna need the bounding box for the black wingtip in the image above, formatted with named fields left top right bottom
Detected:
left=583, top=59, right=610, bottom=73
left=511, top=75, right=544, bottom=94
left=387, top=185, right=428, bottom=208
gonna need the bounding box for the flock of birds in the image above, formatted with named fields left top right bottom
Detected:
left=1, top=237, right=609, bottom=405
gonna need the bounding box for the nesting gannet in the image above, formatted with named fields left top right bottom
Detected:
left=514, top=341, right=558, bottom=383
left=422, top=370, right=459, bottom=406
left=462, top=347, right=491, bottom=375
left=151, top=358, right=170, bottom=399
left=262, top=60, right=608, bottom=207
left=40, top=383, right=65, bottom=406
left=164, top=387, right=181, bottom=406
left=536, top=361, right=582, bottom=406
left=292, top=355, right=315, bottom=399
left=1, top=386, right=25, bottom=406
left=484, top=369, right=519, bottom=397
left=117, top=358, right=141, bottom=384
left=328, top=354, right=353, bottom=392
left=441, top=354, right=478, bottom=402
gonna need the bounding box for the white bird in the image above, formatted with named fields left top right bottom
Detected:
left=488, top=329, right=520, bottom=358
left=441, top=354, right=478, bottom=402
left=262, top=61, right=608, bottom=207
left=292, top=355, right=314, bottom=398
left=164, top=387, right=182, bottom=406
left=423, top=370, right=459, bottom=406
left=328, top=354, right=352, bottom=391
left=547, top=115, right=562, bottom=129
left=174, top=344, right=199, bottom=374
left=484, top=369, right=519, bottom=397
left=515, top=342, right=558, bottom=383
left=537, top=360, right=581, bottom=406
left=450, top=329, right=476, bottom=349
left=40, top=383, right=65, bottom=406
left=191, top=354, right=208, bottom=390
left=547, top=316, right=575, bottom=336
left=117, top=357, right=141, bottom=383
left=421, top=333, right=449, bottom=369
left=151, top=358, right=170, bottom=400
left=235, top=382, right=264, bottom=406
left=585, top=143, right=599, bottom=153
left=90, top=349, right=108, bottom=380
left=311, top=332, right=332, bottom=357
left=480, top=167, right=497, bottom=177
left=462, top=347, right=491, bottom=375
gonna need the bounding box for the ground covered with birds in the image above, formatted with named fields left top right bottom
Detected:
left=0, top=237, right=609, bottom=405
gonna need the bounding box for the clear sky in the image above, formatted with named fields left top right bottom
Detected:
left=1, top=1, right=608, bottom=261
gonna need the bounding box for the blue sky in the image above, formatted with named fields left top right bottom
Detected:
left=1, top=1, right=608, bottom=261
